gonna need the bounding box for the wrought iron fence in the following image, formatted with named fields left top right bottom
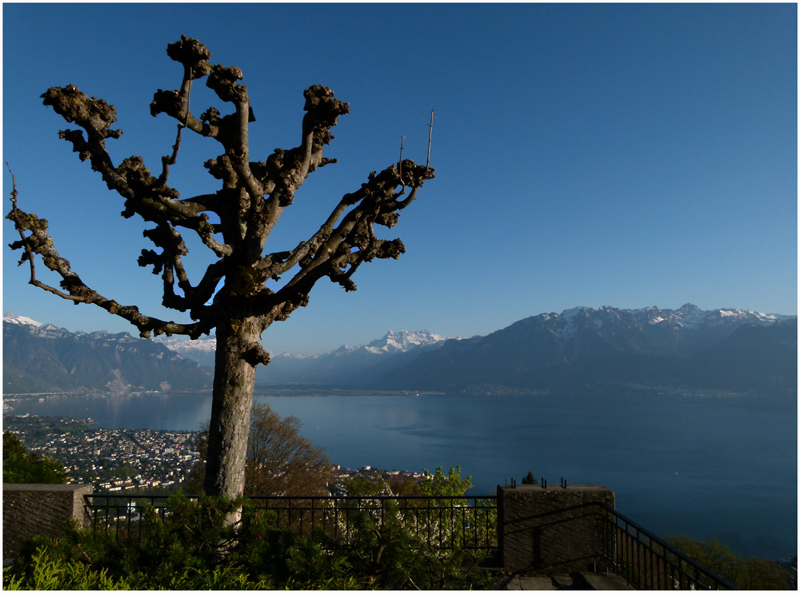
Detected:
left=248, top=494, right=498, bottom=551
left=595, top=504, right=735, bottom=590
left=83, top=493, right=498, bottom=552
left=83, top=493, right=735, bottom=589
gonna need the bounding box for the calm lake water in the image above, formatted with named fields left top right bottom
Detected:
left=5, top=390, right=796, bottom=560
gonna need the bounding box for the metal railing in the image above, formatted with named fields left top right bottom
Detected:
left=83, top=493, right=498, bottom=552
left=248, top=494, right=498, bottom=551
left=83, top=493, right=735, bottom=589
left=595, top=504, right=736, bottom=590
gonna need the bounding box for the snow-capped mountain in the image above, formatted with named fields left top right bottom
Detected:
left=531, top=303, right=793, bottom=353
left=364, top=330, right=449, bottom=354
left=3, top=313, right=212, bottom=394
left=256, top=330, right=452, bottom=385
left=3, top=312, right=43, bottom=328
left=330, top=330, right=449, bottom=357
left=152, top=328, right=452, bottom=385
left=381, top=304, right=797, bottom=395
left=154, top=333, right=218, bottom=368
left=5, top=304, right=796, bottom=396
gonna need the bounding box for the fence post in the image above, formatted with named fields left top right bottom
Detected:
left=3, top=483, right=94, bottom=561
left=497, top=483, right=614, bottom=575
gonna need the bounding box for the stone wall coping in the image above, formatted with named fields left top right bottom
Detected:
left=499, top=484, right=613, bottom=492
left=4, top=483, right=93, bottom=493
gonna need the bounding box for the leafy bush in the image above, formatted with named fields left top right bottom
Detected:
left=418, top=466, right=472, bottom=497
left=3, top=547, right=132, bottom=590
left=326, top=501, right=493, bottom=590
left=3, top=431, right=66, bottom=484
left=666, top=535, right=791, bottom=590
left=4, top=490, right=494, bottom=589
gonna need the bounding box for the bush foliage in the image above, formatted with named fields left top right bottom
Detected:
left=3, top=431, right=66, bottom=485
left=666, top=535, right=791, bottom=590
left=4, top=469, right=496, bottom=590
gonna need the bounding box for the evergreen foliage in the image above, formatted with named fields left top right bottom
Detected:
left=3, top=485, right=494, bottom=590
left=3, top=431, right=66, bottom=484
left=666, top=535, right=791, bottom=590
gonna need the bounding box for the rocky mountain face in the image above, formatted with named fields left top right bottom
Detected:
left=3, top=313, right=213, bottom=394
left=379, top=304, right=797, bottom=395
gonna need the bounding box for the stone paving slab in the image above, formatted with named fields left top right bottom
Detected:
left=500, top=575, right=558, bottom=590
left=580, top=572, right=635, bottom=590
left=499, top=572, right=635, bottom=590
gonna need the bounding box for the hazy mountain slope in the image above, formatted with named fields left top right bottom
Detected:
left=6, top=304, right=794, bottom=396
left=3, top=314, right=213, bottom=394
left=156, top=329, right=451, bottom=386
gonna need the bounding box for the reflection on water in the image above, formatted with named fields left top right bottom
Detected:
left=5, top=390, right=796, bottom=559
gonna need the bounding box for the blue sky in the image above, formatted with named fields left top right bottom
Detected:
left=3, top=3, right=797, bottom=354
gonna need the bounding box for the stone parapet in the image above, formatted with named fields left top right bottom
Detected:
left=497, top=483, right=614, bottom=574
left=3, top=483, right=93, bottom=560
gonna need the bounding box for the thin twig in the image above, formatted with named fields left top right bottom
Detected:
left=399, top=135, right=406, bottom=195
left=426, top=110, right=434, bottom=169
left=6, top=161, right=17, bottom=204
left=75, top=543, right=93, bottom=564
left=5, top=162, right=44, bottom=290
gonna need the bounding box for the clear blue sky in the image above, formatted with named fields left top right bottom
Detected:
left=3, top=3, right=797, bottom=354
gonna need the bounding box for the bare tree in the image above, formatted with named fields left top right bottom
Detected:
left=6, top=36, right=434, bottom=502
left=244, top=404, right=333, bottom=497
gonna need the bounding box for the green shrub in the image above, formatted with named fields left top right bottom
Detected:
left=3, top=431, right=66, bottom=485
left=666, top=535, right=790, bottom=590
left=4, top=485, right=495, bottom=589
left=3, top=546, right=132, bottom=590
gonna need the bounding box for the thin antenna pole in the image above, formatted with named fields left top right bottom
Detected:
left=426, top=110, right=434, bottom=168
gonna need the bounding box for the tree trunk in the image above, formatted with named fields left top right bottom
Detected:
left=203, top=316, right=261, bottom=501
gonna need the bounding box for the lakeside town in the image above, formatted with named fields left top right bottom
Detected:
left=3, top=414, right=424, bottom=493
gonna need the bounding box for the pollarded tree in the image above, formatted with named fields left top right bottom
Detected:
left=6, top=36, right=434, bottom=501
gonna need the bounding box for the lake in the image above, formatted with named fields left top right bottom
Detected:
left=4, top=390, right=796, bottom=560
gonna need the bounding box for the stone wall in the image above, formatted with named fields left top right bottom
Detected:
left=497, top=483, right=615, bottom=574
left=3, top=483, right=93, bottom=560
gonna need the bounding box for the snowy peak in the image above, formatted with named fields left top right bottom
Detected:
left=152, top=334, right=218, bottom=368
left=3, top=312, right=75, bottom=340
left=4, top=312, right=43, bottom=328
left=364, top=330, right=448, bottom=354
left=545, top=304, right=791, bottom=340
left=155, top=333, right=217, bottom=354
left=3, top=314, right=212, bottom=393
left=631, top=304, right=793, bottom=330
left=382, top=304, right=797, bottom=395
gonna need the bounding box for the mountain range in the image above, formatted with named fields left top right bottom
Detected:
left=154, top=329, right=451, bottom=386
left=3, top=313, right=212, bottom=394
left=378, top=304, right=797, bottom=396
left=4, top=304, right=796, bottom=396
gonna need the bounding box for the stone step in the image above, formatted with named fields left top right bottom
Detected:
left=500, top=572, right=635, bottom=590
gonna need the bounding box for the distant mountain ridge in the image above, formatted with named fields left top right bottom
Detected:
left=263, top=329, right=451, bottom=386
left=5, top=304, right=796, bottom=396
left=3, top=313, right=212, bottom=394
left=156, top=329, right=452, bottom=386
left=379, top=304, right=797, bottom=396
